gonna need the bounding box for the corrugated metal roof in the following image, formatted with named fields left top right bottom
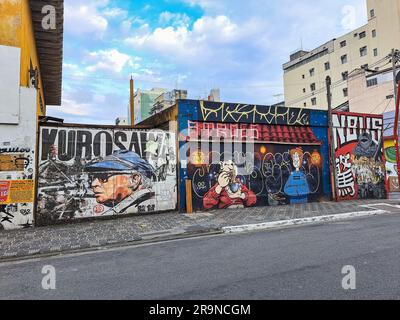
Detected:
left=29, top=0, right=64, bottom=106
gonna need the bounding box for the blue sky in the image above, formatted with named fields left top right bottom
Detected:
left=48, top=0, right=368, bottom=124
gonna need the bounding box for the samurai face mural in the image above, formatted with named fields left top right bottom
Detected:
left=85, top=151, right=155, bottom=208
left=353, top=132, right=379, bottom=159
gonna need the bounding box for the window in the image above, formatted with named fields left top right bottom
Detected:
left=340, top=40, right=347, bottom=48
left=341, top=54, right=348, bottom=64
left=309, top=68, right=315, bottom=77
left=360, top=46, right=368, bottom=57
left=310, top=83, right=316, bottom=91
left=325, top=62, right=330, bottom=71
left=304, top=102, right=307, bottom=107
left=374, top=48, right=378, bottom=57
left=303, top=88, right=306, bottom=93
left=311, top=98, right=317, bottom=106
left=342, top=71, right=349, bottom=81
left=359, top=31, right=366, bottom=39
left=370, top=9, right=375, bottom=18
left=372, top=29, right=376, bottom=38
left=367, top=78, right=378, bottom=87
left=343, top=88, right=348, bottom=97
left=302, top=74, right=305, bottom=79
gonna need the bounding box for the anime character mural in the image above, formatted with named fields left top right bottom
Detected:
left=203, top=161, right=257, bottom=210
left=284, top=148, right=310, bottom=204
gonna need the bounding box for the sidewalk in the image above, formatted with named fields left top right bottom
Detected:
left=1, top=200, right=398, bottom=261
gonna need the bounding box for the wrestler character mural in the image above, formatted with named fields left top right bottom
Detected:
left=203, top=161, right=257, bottom=210
left=333, top=112, right=386, bottom=200
left=284, top=148, right=310, bottom=204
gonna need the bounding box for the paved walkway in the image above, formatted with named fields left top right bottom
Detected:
left=0, top=200, right=398, bottom=261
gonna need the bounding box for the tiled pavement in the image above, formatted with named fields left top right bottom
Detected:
left=0, top=200, right=398, bottom=261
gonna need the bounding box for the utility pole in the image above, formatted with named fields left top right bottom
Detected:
left=326, top=76, right=337, bottom=201
left=130, top=76, right=135, bottom=127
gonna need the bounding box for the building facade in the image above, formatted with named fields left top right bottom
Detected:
left=348, top=67, right=399, bottom=114
left=133, top=88, right=167, bottom=125
left=0, top=0, right=63, bottom=230
left=283, top=0, right=400, bottom=110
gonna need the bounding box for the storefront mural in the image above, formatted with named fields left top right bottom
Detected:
left=186, top=121, right=325, bottom=211
left=333, top=112, right=386, bottom=200
left=37, top=125, right=177, bottom=226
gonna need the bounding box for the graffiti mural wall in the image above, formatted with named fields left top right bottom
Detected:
left=333, top=112, right=386, bottom=200
left=383, top=139, right=400, bottom=192
left=0, top=88, right=37, bottom=230
left=37, top=125, right=177, bottom=226
left=178, top=100, right=331, bottom=212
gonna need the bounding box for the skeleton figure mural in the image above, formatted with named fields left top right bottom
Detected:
left=203, top=161, right=257, bottom=210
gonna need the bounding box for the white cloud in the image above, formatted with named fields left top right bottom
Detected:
left=85, top=49, right=141, bottom=73
left=159, top=12, right=191, bottom=27
left=124, top=15, right=247, bottom=65
left=65, top=2, right=108, bottom=36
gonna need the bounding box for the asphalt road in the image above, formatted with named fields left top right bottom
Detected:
left=1, top=214, right=400, bottom=300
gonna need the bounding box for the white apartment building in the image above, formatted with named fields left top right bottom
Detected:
left=283, top=0, right=400, bottom=110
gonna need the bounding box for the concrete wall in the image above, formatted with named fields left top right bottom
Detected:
left=178, top=100, right=331, bottom=212
left=333, top=111, right=386, bottom=200
left=36, top=125, right=177, bottom=226
left=0, top=45, right=20, bottom=124
left=0, top=87, right=37, bottom=230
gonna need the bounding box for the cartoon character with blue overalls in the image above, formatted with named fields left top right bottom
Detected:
left=284, top=147, right=310, bottom=204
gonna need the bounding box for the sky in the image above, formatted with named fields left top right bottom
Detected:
left=47, top=0, right=368, bottom=124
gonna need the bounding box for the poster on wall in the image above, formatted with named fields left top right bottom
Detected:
left=333, top=112, right=386, bottom=200
left=0, top=148, right=35, bottom=230
left=186, top=121, right=325, bottom=211
left=37, top=126, right=177, bottom=226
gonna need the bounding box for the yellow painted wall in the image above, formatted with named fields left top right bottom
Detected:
left=0, top=0, right=46, bottom=116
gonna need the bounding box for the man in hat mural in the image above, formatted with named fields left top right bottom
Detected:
left=284, top=147, right=310, bottom=204
left=85, top=150, right=156, bottom=215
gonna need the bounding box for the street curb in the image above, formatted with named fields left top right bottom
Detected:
left=0, top=228, right=224, bottom=264
left=222, top=210, right=390, bottom=234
